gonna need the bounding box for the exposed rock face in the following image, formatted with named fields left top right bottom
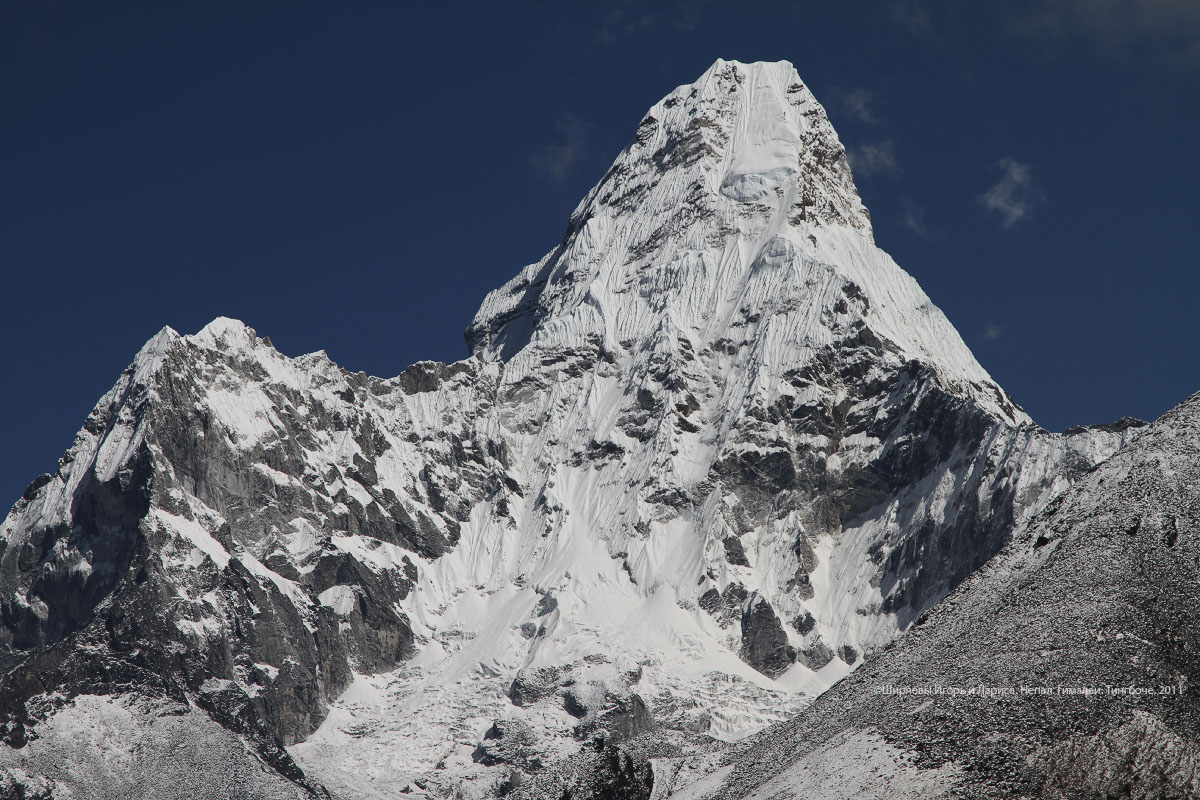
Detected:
left=473, top=719, right=542, bottom=771
left=738, top=597, right=794, bottom=678
left=0, top=324, right=513, bottom=796
left=0, top=59, right=1147, bottom=798
left=658, top=392, right=1200, bottom=800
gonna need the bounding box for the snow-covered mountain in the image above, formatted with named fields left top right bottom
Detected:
left=0, top=60, right=1147, bottom=799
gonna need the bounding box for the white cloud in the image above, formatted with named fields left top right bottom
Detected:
left=591, top=0, right=708, bottom=42
left=889, top=1, right=936, bottom=38
left=529, top=113, right=591, bottom=183
left=846, top=140, right=899, bottom=179
left=842, top=88, right=877, bottom=124
left=982, top=322, right=1003, bottom=341
left=979, top=158, right=1043, bottom=228
left=900, top=199, right=938, bottom=240
left=1013, top=0, right=1200, bottom=65
left=594, top=3, right=657, bottom=43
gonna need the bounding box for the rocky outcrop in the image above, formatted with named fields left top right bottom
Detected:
left=739, top=597, right=794, bottom=678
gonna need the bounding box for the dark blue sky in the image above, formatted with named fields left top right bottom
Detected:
left=3, top=1, right=1198, bottom=503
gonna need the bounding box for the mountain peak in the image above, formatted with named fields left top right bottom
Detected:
left=466, top=57, right=867, bottom=365
left=622, top=57, right=868, bottom=229
left=466, top=60, right=1019, bottom=424
left=191, top=316, right=259, bottom=349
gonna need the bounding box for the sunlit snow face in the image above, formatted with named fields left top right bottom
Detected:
left=720, top=167, right=797, bottom=203
left=724, top=81, right=805, bottom=177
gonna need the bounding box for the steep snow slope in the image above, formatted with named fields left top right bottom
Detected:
left=0, top=60, right=1139, bottom=799
left=661, top=391, right=1200, bottom=800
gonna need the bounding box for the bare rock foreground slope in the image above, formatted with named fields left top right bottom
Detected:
left=656, top=391, right=1200, bottom=799
left=0, top=60, right=1191, bottom=800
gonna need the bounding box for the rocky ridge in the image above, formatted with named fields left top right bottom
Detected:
left=657, top=391, right=1200, bottom=799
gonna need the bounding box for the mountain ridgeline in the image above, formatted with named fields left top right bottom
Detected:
left=0, top=60, right=1187, bottom=800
